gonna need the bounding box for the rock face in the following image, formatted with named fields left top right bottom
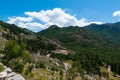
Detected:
left=0, top=63, right=25, bottom=80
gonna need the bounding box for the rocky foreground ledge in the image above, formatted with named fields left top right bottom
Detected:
left=0, top=63, right=25, bottom=80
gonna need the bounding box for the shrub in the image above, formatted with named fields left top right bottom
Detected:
left=9, top=59, right=24, bottom=73
left=0, top=65, right=4, bottom=72
left=35, top=61, right=45, bottom=69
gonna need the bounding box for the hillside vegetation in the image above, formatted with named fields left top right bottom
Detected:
left=0, top=21, right=120, bottom=80
left=38, top=23, right=120, bottom=77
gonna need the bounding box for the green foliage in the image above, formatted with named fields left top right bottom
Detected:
left=73, top=52, right=102, bottom=75
left=0, top=65, right=4, bottom=72
left=1, top=20, right=120, bottom=76
left=38, top=24, right=120, bottom=75
left=35, top=61, right=45, bottom=69
left=2, top=41, right=32, bottom=73
left=38, top=25, right=109, bottom=51
left=25, top=64, right=34, bottom=75
left=45, top=43, right=56, bottom=51
left=67, top=67, right=77, bottom=80
left=25, top=37, right=57, bottom=53
left=51, top=66, right=58, bottom=71
left=0, top=21, right=57, bottom=54
left=10, top=59, right=24, bottom=73
left=50, top=50, right=102, bottom=75
left=21, top=50, right=31, bottom=62
left=0, top=20, right=31, bottom=35
left=59, top=70, right=63, bottom=80
left=85, top=23, right=120, bottom=45
left=3, top=40, right=31, bottom=62
left=4, top=41, right=20, bottom=60
left=50, top=53, right=70, bottom=61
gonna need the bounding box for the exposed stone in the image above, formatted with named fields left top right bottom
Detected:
left=6, top=72, right=16, bottom=78
left=63, top=62, right=71, bottom=70
left=7, top=74, right=25, bottom=80
left=0, top=71, right=7, bottom=79
left=0, top=63, right=25, bottom=80
left=4, top=68, right=12, bottom=73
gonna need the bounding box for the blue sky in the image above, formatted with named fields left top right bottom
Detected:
left=0, top=0, right=120, bottom=32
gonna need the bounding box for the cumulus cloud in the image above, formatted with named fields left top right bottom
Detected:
left=7, top=17, right=33, bottom=24
left=17, top=22, right=45, bottom=32
left=113, top=11, right=120, bottom=17
left=7, top=8, right=102, bottom=32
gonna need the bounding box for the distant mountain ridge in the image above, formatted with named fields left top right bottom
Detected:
left=0, top=20, right=59, bottom=53
left=38, top=22, right=120, bottom=76
left=38, top=22, right=120, bottom=50
left=0, top=20, right=120, bottom=79
left=85, top=22, right=120, bottom=45
left=0, top=20, right=34, bottom=35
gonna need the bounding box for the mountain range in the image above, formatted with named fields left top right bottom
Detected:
left=0, top=20, right=120, bottom=80
left=38, top=22, right=120, bottom=51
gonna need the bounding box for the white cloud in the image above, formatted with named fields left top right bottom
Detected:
left=7, top=17, right=33, bottom=24
left=113, top=11, right=120, bottom=17
left=7, top=8, right=102, bottom=32
left=24, top=8, right=78, bottom=27
left=17, top=22, right=45, bottom=32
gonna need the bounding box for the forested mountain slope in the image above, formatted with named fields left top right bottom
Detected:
left=0, top=20, right=120, bottom=80
left=38, top=23, right=120, bottom=77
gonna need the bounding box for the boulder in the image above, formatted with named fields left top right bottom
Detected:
left=7, top=74, right=25, bottom=80
left=0, top=71, right=7, bottom=79
left=6, top=72, right=16, bottom=77
left=5, top=67, right=12, bottom=73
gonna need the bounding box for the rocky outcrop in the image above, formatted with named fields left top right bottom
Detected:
left=63, top=62, right=71, bottom=70
left=0, top=63, right=25, bottom=80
